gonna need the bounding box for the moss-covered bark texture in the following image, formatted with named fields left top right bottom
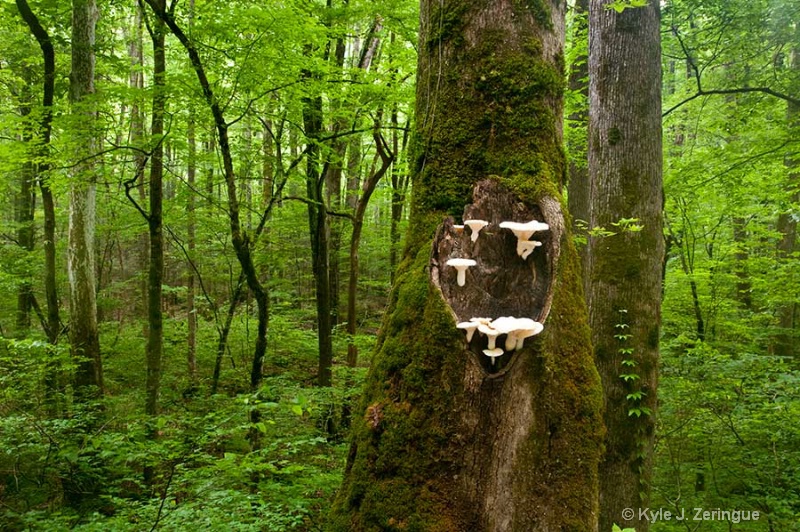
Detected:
left=329, top=1, right=603, bottom=530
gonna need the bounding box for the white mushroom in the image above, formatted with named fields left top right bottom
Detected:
left=518, top=240, right=542, bottom=259
left=490, top=316, right=522, bottom=351
left=464, top=219, right=489, bottom=242
left=456, top=321, right=479, bottom=342
left=482, top=347, right=504, bottom=366
left=477, top=323, right=502, bottom=350
left=446, top=258, right=477, bottom=287
left=499, top=220, right=550, bottom=241
left=511, top=318, right=544, bottom=350
left=469, top=317, right=492, bottom=326
left=452, top=224, right=465, bottom=234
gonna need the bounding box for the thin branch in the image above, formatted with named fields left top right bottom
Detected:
left=227, top=81, right=300, bottom=128
left=665, top=25, right=800, bottom=116
left=664, top=87, right=800, bottom=117
left=124, top=154, right=152, bottom=221
left=165, top=224, right=220, bottom=326
left=282, top=196, right=356, bottom=221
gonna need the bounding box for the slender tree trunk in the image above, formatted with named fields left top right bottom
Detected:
left=331, top=1, right=603, bottom=529
left=211, top=273, right=245, bottom=395
left=145, top=0, right=166, bottom=421
left=17, top=0, right=61, bottom=355
left=15, top=138, right=35, bottom=335
left=775, top=33, right=799, bottom=358
left=303, top=90, right=334, bottom=387
left=69, top=0, right=102, bottom=398
left=187, top=112, right=198, bottom=388
left=587, top=2, right=663, bottom=530
left=129, top=7, right=148, bottom=320
left=346, top=133, right=392, bottom=367
left=326, top=26, right=347, bottom=329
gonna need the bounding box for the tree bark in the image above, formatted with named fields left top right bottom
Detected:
left=303, top=89, right=334, bottom=387
left=68, top=0, right=103, bottom=398
left=145, top=0, right=166, bottom=421
left=587, top=1, right=663, bottom=530
left=346, top=132, right=393, bottom=367
left=128, top=6, right=148, bottom=319
left=15, top=129, right=35, bottom=336
left=774, top=31, right=799, bottom=358
left=16, top=0, right=60, bottom=355
left=187, top=110, right=198, bottom=388
left=331, top=1, right=603, bottom=529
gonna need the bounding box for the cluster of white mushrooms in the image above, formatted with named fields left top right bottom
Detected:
left=444, top=219, right=550, bottom=364
left=444, top=219, right=549, bottom=286
left=457, top=317, right=544, bottom=365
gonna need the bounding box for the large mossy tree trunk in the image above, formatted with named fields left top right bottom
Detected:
left=330, top=1, right=604, bottom=530
left=587, top=1, right=663, bottom=530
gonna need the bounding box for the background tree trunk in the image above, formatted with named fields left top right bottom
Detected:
left=774, top=30, right=799, bottom=358
left=16, top=5, right=61, bottom=423
left=303, top=89, right=334, bottom=387
left=587, top=1, right=663, bottom=530
left=15, top=126, right=35, bottom=336
left=187, top=111, right=198, bottom=389
left=330, top=1, right=603, bottom=529
left=145, top=0, right=166, bottom=420
left=68, top=0, right=102, bottom=397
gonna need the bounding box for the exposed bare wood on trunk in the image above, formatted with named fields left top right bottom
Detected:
left=588, top=2, right=663, bottom=530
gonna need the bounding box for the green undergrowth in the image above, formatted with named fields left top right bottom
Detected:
left=0, top=308, right=373, bottom=532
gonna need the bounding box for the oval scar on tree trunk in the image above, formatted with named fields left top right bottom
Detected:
left=431, top=178, right=564, bottom=376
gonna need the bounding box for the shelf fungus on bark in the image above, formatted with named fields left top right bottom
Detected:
left=477, top=322, right=502, bottom=350
left=464, top=219, right=488, bottom=242
left=446, top=258, right=477, bottom=287
left=456, top=321, right=480, bottom=342
left=499, top=220, right=549, bottom=258
left=431, top=178, right=564, bottom=376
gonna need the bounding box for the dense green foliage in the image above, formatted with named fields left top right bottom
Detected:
left=0, top=0, right=798, bottom=529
